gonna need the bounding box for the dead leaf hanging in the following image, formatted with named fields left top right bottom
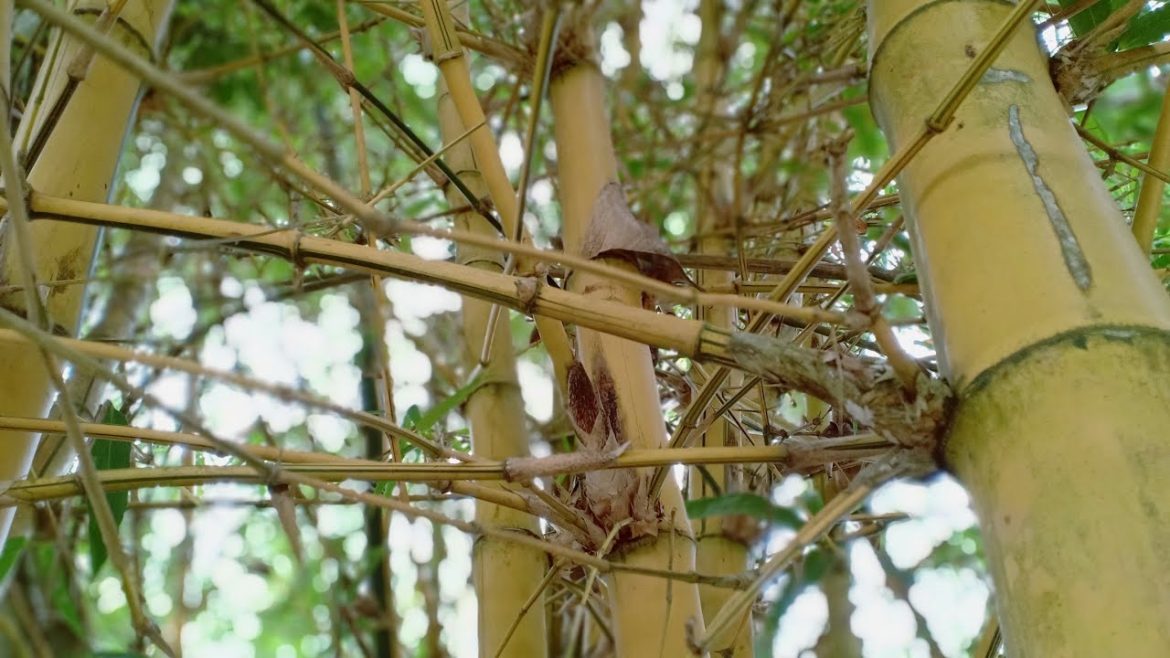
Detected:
left=579, top=182, right=691, bottom=286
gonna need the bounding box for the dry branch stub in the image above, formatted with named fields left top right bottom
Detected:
left=727, top=332, right=953, bottom=453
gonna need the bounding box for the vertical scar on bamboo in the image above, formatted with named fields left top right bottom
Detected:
left=981, top=68, right=1031, bottom=85
left=1007, top=104, right=1093, bottom=291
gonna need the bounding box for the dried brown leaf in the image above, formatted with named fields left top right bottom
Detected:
left=580, top=182, right=690, bottom=285
left=566, top=361, right=601, bottom=439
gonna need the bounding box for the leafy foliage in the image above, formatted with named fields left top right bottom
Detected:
left=86, top=407, right=133, bottom=577
left=686, top=493, right=803, bottom=529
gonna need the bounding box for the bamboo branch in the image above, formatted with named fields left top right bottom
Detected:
left=828, top=136, right=920, bottom=390
left=1132, top=81, right=1170, bottom=254
left=0, top=416, right=889, bottom=496
left=353, top=1, right=526, bottom=66
left=2, top=193, right=864, bottom=369
left=693, top=448, right=933, bottom=652
left=0, top=314, right=460, bottom=461
left=650, top=0, right=1043, bottom=499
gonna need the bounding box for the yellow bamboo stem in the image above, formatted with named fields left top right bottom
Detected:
left=0, top=416, right=874, bottom=475
left=1131, top=79, right=1170, bottom=254
left=0, top=189, right=861, bottom=332
left=0, top=0, right=173, bottom=550
left=869, top=1, right=1170, bottom=654
left=11, top=193, right=823, bottom=369
left=418, top=0, right=576, bottom=398
left=688, top=2, right=752, bottom=654
left=549, top=22, right=705, bottom=653
left=432, top=1, right=548, bottom=652
left=0, top=457, right=756, bottom=591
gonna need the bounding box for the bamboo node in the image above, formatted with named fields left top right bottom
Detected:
left=525, top=5, right=599, bottom=81
left=514, top=276, right=542, bottom=314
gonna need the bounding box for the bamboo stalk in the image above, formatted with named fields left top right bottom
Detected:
left=548, top=12, right=706, bottom=654
left=688, top=2, right=753, bottom=654
left=429, top=1, right=549, bottom=653
left=1, top=457, right=751, bottom=590
left=1130, top=79, right=1170, bottom=254
left=0, top=2, right=174, bottom=650
left=6, top=191, right=789, bottom=365
left=417, top=0, right=577, bottom=396
left=869, top=0, right=1170, bottom=654
left=0, top=0, right=174, bottom=553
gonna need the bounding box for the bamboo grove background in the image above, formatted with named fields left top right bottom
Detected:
left=0, top=0, right=1168, bottom=656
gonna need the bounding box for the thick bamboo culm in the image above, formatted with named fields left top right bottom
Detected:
left=0, top=0, right=175, bottom=549
left=869, top=1, right=1170, bottom=654
left=548, top=15, right=705, bottom=655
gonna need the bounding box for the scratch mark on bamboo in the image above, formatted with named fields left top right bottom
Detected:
left=1007, top=104, right=1092, bottom=291
left=981, top=68, right=1031, bottom=85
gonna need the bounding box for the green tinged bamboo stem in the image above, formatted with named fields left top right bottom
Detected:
left=687, top=2, right=753, bottom=654
left=869, top=1, right=1170, bottom=654
left=428, top=0, right=548, bottom=653
left=1131, top=79, right=1170, bottom=253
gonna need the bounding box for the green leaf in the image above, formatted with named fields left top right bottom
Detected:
left=30, top=541, right=84, bottom=637
left=93, top=653, right=151, bottom=658
left=401, top=405, right=422, bottom=431
left=884, top=294, right=920, bottom=321
left=844, top=88, right=887, bottom=162
left=803, top=488, right=825, bottom=515
left=88, top=407, right=133, bottom=577
left=0, top=536, right=27, bottom=582
left=1058, top=0, right=1126, bottom=39
left=1117, top=5, right=1170, bottom=50
left=260, top=257, right=295, bottom=284
left=685, top=493, right=803, bottom=529
left=412, top=373, right=483, bottom=436
left=801, top=545, right=832, bottom=584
